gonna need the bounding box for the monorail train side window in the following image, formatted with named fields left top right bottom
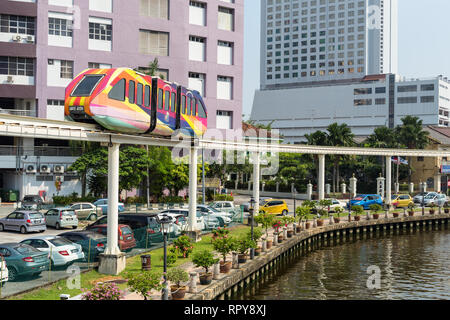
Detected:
left=187, top=97, right=191, bottom=115
left=191, top=98, right=196, bottom=116
left=144, top=85, right=151, bottom=107
left=158, top=89, right=163, bottom=109
left=181, top=95, right=186, bottom=114
left=129, top=80, right=135, bottom=104
left=197, top=100, right=206, bottom=118
left=164, top=91, right=170, bottom=111
left=137, top=83, right=143, bottom=106
left=108, top=78, right=125, bottom=101
left=171, top=92, right=176, bottom=112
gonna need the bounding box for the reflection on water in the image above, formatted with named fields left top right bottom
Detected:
left=242, top=228, right=450, bottom=300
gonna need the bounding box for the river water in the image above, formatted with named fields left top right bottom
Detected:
left=241, top=227, right=450, bottom=300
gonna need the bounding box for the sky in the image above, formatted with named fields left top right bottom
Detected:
left=242, top=0, right=450, bottom=119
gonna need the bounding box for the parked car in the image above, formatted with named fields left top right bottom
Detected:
left=391, top=194, right=414, bottom=208
left=208, top=201, right=237, bottom=215
left=241, top=197, right=272, bottom=212
left=0, top=211, right=46, bottom=234
left=0, top=243, right=50, bottom=281
left=0, top=256, right=8, bottom=287
left=311, top=198, right=346, bottom=213
left=88, top=224, right=136, bottom=252
left=19, top=195, right=44, bottom=210
left=85, top=213, right=166, bottom=247
left=197, top=205, right=232, bottom=226
left=259, top=199, right=289, bottom=216
left=69, top=203, right=102, bottom=221
left=20, top=236, right=84, bottom=268
left=44, top=207, right=78, bottom=230
left=413, top=192, right=432, bottom=204
left=58, top=231, right=107, bottom=262
left=93, top=199, right=125, bottom=214
left=160, top=209, right=220, bottom=230
left=347, top=194, right=383, bottom=210
left=422, top=193, right=448, bottom=207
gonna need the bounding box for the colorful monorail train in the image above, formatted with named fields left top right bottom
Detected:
left=64, top=68, right=207, bottom=137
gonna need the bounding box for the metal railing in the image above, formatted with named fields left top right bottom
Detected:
left=0, top=145, right=83, bottom=157
left=0, top=109, right=36, bottom=117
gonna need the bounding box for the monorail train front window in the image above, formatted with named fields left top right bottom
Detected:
left=197, top=100, right=206, bottom=118
left=71, top=75, right=104, bottom=96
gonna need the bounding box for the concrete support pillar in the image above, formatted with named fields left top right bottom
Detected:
left=325, top=184, right=331, bottom=195
left=105, top=143, right=120, bottom=255
left=253, top=152, right=260, bottom=214
left=306, top=183, right=313, bottom=200
left=318, top=154, right=325, bottom=201
left=188, top=147, right=198, bottom=231
left=434, top=174, right=442, bottom=193
left=340, top=183, right=346, bottom=195
left=349, top=174, right=357, bottom=198
left=386, top=156, right=392, bottom=208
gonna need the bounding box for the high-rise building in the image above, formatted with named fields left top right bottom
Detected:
left=0, top=0, right=244, bottom=199
left=260, top=0, right=398, bottom=90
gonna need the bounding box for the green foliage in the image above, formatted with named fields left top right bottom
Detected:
left=164, top=250, right=177, bottom=267
left=158, top=196, right=185, bottom=204
left=212, top=227, right=230, bottom=238
left=295, top=206, right=310, bottom=222
left=236, top=237, right=257, bottom=255
left=81, top=282, right=124, bottom=300
left=254, top=212, right=274, bottom=237
left=302, top=200, right=316, bottom=209
left=125, top=196, right=146, bottom=204
left=335, top=206, right=344, bottom=214
left=52, top=193, right=96, bottom=206
left=191, top=250, right=219, bottom=273
left=246, top=227, right=263, bottom=241
left=408, top=202, right=416, bottom=210
left=172, top=235, right=194, bottom=258
left=212, top=236, right=237, bottom=263
left=213, top=194, right=234, bottom=201
left=125, top=271, right=163, bottom=300
left=281, top=215, right=295, bottom=226
left=352, top=205, right=364, bottom=215
left=369, top=204, right=383, bottom=213
left=272, top=217, right=283, bottom=234
left=167, top=267, right=189, bottom=287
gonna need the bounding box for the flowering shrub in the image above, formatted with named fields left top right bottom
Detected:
left=81, top=282, right=124, bottom=300
left=126, top=271, right=163, bottom=300
left=212, top=227, right=230, bottom=239
left=172, top=235, right=194, bottom=258
left=272, top=218, right=283, bottom=235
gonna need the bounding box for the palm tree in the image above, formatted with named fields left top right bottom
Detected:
left=395, top=116, right=429, bottom=184
left=326, top=123, right=355, bottom=193
left=365, top=126, right=399, bottom=177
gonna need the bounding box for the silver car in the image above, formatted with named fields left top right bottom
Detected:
left=0, top=211, right=46, bottom=234
left=69, top=203, right=102, bottom=221
left=44, top=208, right=78, bottom=230
left=422, top=193, right=448, bottom=207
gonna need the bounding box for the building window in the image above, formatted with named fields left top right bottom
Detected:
left=60, top=60, right=73, bottom=78
left=189, top=1, right=206, bottom=26
left=218, top=7, right=234, bottom=31
left=88, top=62, right=112, bottom=69
left=218, top=40, right=233, bottom=65
left=47, top=99, right=65, bottom=106
left=397, top=85, right=417, bottom=93
left=375, top=87, right=386, bottom=94
left=420, top=84, right=435, bottom=91
left=188, top=72, right=205, bottom=97
left=140, top=0, right=169, bottom=19
left=0, top=14, right=35, bottom=35
left=397, top=97, right=418, bottom=104
left=216, top=110, right=233, bottom=129
left=354, top=99, right=372, bottom=106
left=189, top=36, right=206, bottom=62
left=89, top=0, right=113, bottom=13
left=0, top=56, right=34, bottom=76
left=48, top=17, right=72, bottom=37
left=421, top=96, right=435, bottom=103
left=89, top=19, right=112, bottom=41
left=217, top=76, right=233, bottom=100
left=375, top=98, right=386, bottom=105
left=354, top=88, right=372, bottom=95
left=139, top=30, right=169, bottom=56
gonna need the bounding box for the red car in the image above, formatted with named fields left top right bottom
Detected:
left=89, top=224, right=136, bottom=252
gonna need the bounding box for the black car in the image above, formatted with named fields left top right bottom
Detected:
left=85, top=213, right=163, bottom=248
left=58, top=230, right=107, bottom=262
left=20, top=195, right=44, bottom=210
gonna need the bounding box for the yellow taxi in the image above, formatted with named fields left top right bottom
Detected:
left=259, top=199, right=289, bottom=216
left=391, top=194, right=414, bottom=208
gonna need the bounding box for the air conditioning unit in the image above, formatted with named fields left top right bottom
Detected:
left=6, top=76, right=14, bottom=83
left=25, top=164, right=36, bottom=174
left=13, top=35, right=22, bottom=42
left=40, top=164, right=52, bottom=174
left=54, top=164, right=65, bottom=174
left=26, top=35, right=34, bottom=43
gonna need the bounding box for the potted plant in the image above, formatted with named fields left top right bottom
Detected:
left=246, top=228, right=263, bottom=256
left=211, top=227, right=229, bottom=241
left=408, top=203, right=415, bottom=216
left=212, top=236, right=237, bottom=274
left=255, top=213, right=274, bottom=249
left=191, top=250, right=219, bottom=285
left=334, top=206, right=344, bottom=223
left=316, top=199, right=332, bottom=226
left=237, top=237, right=257, bottom=264
left=444, top=203, right=450, bottom=214
left=167, top=267, right=189, bottom=300
left=429, top=203, right=437, bottom=215
left=393, top=211, right=400, bottom=218
left=281, top=216, right=295, bottom=237
left=172, top=235, right=194, bottom=258
left=81, top=282, right=125, bottom=300
left=125, top=271, right=163, bottom=300
left=352, top=205, right=364, bottom=221
left=369, top=204, right=383, bottom=219
left=272, top=218, right=283, bottom=242
left=295, top=205, right=310, bottom=232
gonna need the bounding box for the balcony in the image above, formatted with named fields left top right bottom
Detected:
left=0, top=108, right=36, bottom=117
left=0, top=146, right=83, bottom=157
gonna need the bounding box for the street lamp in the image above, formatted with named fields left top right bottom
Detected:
left=156, top=214, right=172, bottom=300
left=249, top=198, right=256, bottom=260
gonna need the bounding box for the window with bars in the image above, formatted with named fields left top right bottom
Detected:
left=49, top=17, right=73, bottom=37
left=0, top=56, right=34, bottom=76
left=47, top=100, right=65, bottom=106
left=139, top=30, right=169, bottom=56
left=89, top=22, right=112, bottom=41
left=60, top=60, right=73, bottom=79
left=0, top=14, right=35, bottom=35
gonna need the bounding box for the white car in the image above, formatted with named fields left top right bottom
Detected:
left=209, top=201, right=237, bottom=215
left=0, top=257, right=8, bottom=287
left=20, top=236, right=85, bottom=267
left=197, top=205, right=232, bottom=226
left=312, top=198, right=346, bottom=213
left=160, top=209, right=220, bottom=230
